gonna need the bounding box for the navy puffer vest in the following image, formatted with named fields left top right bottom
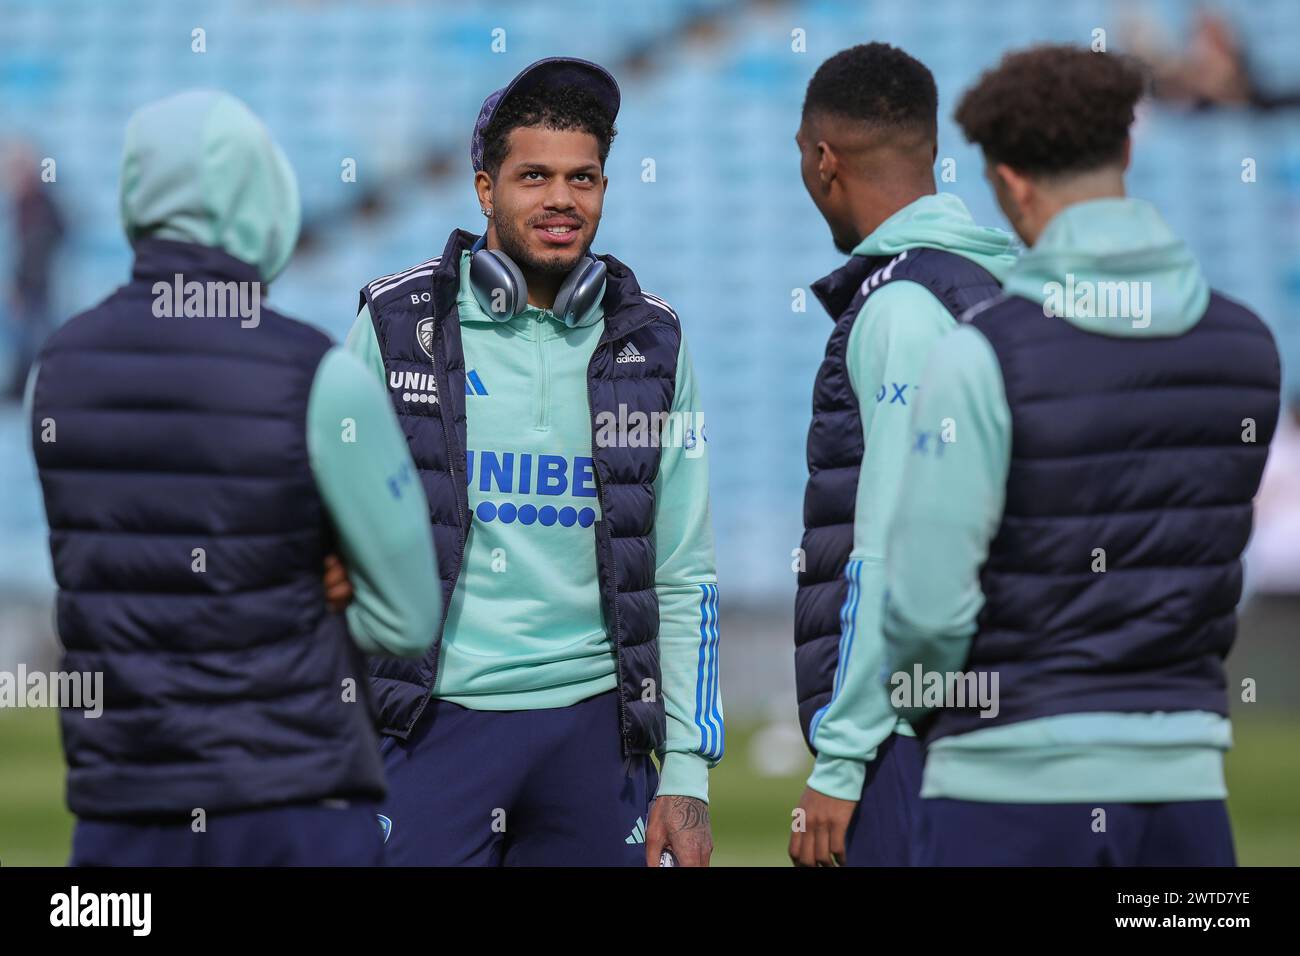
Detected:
left=795, top=248, right=1003, bottom=751
left=359, top=229, right=680, bottom=755
left=32, top=239, right=385, bottom=819
left=920, top=290, right=1281, bottom=742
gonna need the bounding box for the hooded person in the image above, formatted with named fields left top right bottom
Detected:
left=26, top=90, right=440, bottom=866
left=883, top=46, right=1281, bottom=866
left=789, top=43, right=1018, bottom=868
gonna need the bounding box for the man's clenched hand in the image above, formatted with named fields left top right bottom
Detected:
left=323, top=553, right=354, bottom=612
left=789, top=786, right=856, bottom=866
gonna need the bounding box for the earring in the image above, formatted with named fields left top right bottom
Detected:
left=483, top=205, right=493, bottom=218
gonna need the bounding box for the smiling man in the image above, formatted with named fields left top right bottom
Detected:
left=343, top=57, right=722, bottom=866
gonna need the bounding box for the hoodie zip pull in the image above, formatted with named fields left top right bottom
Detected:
left=534, top=312, right=550, bottom=432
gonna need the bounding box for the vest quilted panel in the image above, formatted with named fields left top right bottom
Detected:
left=33, top=239, right=385, bottom=818
left=921, top=291, right=1281, bottom=742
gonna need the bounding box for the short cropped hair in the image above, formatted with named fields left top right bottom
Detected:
left=802, top=42, right=938, bottom=139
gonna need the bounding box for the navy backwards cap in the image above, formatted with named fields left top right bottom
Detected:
left=470, top=56, right=621, bottom=173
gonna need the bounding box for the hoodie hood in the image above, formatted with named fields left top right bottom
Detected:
left=120, top=90, right=300, bottom=283
left=1003, top=197, right=1210, bottom=337
left=852, top=192, right=1019, bottom=283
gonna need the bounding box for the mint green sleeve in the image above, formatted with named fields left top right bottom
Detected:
left=307, top=345, right=440, bottom=657
left=882, top=325, right=1011, bottom=722
left=805, top=281, right=959, bottom=800
left=651, top=332, right=721, bottom=803
left=344, top=305, right=387, bottom=383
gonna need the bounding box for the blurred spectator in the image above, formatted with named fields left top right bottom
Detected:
left=5, top=142, right=64, bottom=400
left=1128, top=10, right=1300, bottom=111
left=1248, top=401, right=1300, bottom=595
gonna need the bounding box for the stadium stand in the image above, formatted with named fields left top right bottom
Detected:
left=1, top=0, right=1298, bottom=604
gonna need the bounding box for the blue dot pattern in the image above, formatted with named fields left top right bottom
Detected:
left=474, top=501, right=596, bottom=527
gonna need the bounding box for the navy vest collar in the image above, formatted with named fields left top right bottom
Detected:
left=810, top=254, right=882, bottom=319
left=131, top=238, right=262, bottom=286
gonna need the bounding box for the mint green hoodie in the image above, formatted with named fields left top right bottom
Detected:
left=805, top=192, right=1018, bottom=800
left=883, top=197, right=1234, bottom=802
left=27, top=90, right=440, bottom=660
left=120, top=90, right=301, bottom=284
left=346, top=250, right=721, bottom=802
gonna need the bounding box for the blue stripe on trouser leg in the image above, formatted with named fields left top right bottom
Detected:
left=842, top=731, right=923, bottom=866
left=911, top=798, right=1237, bottom=866
left=378, top=690, right=655, bottom=866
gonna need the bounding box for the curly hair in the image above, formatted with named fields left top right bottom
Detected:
left=955, top=45, right=1147, bottom=176
left=480, top=85, right=617, bottom=178
left=802, top=42, right=937, bottom=138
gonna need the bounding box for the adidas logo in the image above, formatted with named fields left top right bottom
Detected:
left=615, top=342, right=646, bottom=364
left=465, top=369, right=489, bottom=396
left=625, top=816, right=646, bottom=845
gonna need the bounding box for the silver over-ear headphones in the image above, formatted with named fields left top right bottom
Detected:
left=469, top=235, right=607, bottom=327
